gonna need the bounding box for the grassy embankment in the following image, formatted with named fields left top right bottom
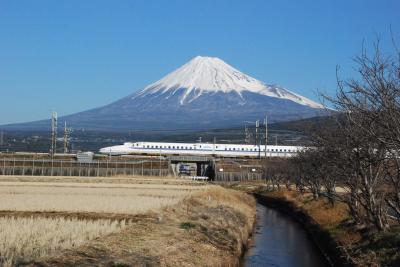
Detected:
left=255, top=189, right=400, bottom=267
left=0, top=176, right=255, bottom=266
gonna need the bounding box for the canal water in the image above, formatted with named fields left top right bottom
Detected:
left=242, top=203, right=329, bottom=267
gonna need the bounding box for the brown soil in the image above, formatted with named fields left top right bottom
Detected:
left=0, top=175, right=202, bottom=185
left=0, top=210, right=148, bottom=222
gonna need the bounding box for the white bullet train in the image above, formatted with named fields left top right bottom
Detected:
left=99, top=142, right=304, bottom=158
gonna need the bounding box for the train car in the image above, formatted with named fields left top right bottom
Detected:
left=99, top=141, right=304, bottom=158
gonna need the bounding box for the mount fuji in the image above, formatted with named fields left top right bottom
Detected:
left=2, top=56, right=326, bottom=131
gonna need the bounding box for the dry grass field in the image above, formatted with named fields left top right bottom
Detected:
left=33, top=185, right=256, bottom=266
left=0, top=180, right=206, bottom=214
left=0, top=216, right=127, bottom=267
left=0, top=175, right=211, bottom=266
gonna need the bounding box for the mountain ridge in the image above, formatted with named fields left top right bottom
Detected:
left=1, top=56, right=327, bottom=131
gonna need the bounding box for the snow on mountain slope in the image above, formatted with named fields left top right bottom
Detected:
left=134, top=56, right=323, bottom=108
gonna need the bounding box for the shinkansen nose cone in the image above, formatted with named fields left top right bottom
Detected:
left=99, top=147, right=111, bottom=154
left=99, top=145, right=130, bottom=155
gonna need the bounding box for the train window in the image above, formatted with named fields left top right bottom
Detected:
left=284, top=149, right=286, bottom=152
left=168, top=146, right=171, bottom=148
left=225, top=148, right=227, bottom=150
left=172, top=146, right=175, bottom=149
left=280, top=149, right=282, bottom=152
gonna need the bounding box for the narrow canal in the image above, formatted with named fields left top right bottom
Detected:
left=242, top=203, right=329, bottom=267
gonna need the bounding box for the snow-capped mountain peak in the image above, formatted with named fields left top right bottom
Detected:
left=134, top=56, right=323, bottom=108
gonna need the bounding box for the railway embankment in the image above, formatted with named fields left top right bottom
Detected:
left=25, top=186, right=256, bottom=266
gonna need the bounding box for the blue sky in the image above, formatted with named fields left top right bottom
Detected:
left=0, top=0, right=399, bottom=124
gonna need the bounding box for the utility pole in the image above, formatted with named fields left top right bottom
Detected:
left=244, top=122, right=253, bottom=144
left=255, top=120, right=260, bottom=158
left=0, top=131, right=3, bottom=147
left=213, top=136, right=216, bottom=153
left=159, top=149, right=162, bottom=176
left=264, top=115, right=268, bottom=158
left=51, top=112, right=57, bottom=156
left=255, top=120, right=259, bottom=146
left=63, top=121, right=71, bottom=154
left=244, top=124, right=247, bottom=144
